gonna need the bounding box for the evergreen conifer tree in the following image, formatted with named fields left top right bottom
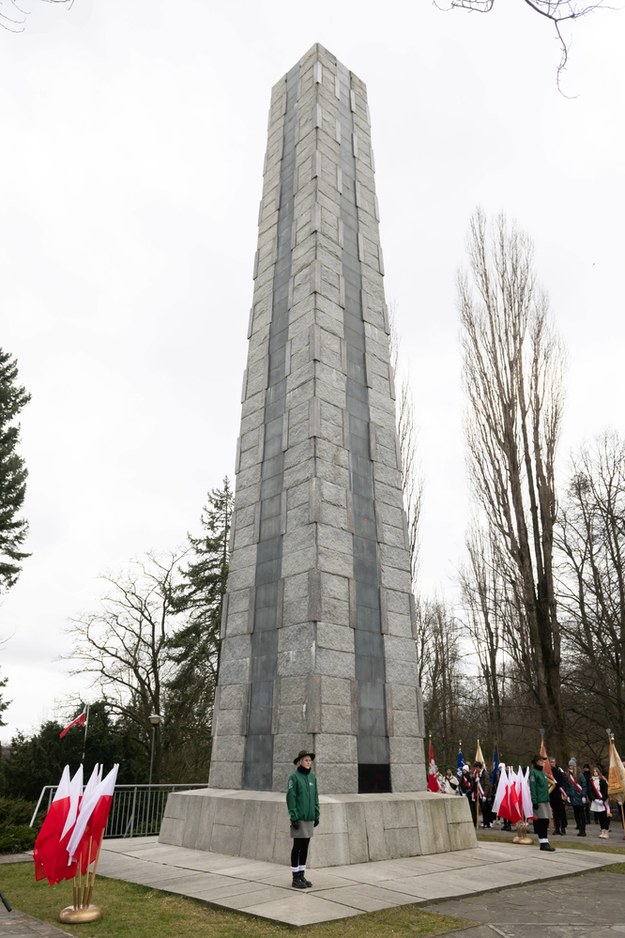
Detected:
left=165, top=478, right=233, bottom=778
left=0, top=348, right=31, bottom=593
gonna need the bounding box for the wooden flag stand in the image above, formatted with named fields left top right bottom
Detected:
left=512, top=820, right=534, bottom=844
left=59, top=837, right=103, bottom=924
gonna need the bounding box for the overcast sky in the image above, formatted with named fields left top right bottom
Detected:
left=1, top=0, right=623, bottom=744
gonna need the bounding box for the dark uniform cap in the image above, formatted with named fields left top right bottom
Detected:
left=293, top=750, right=315, bottom=764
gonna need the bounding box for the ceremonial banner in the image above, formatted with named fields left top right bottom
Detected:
left=607, top=737, right=625, bottom=799
left=427, top=739, right=441, bottom=792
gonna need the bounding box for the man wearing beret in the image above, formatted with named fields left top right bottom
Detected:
left=286, top=749, right=320, bottom=888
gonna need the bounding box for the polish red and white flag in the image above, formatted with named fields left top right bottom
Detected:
left=59, top=709, right=87, bottom=739
left=33, top=766, right=71, bottom=885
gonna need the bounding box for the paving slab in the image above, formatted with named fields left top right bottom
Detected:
left=93, top=836, right=624, bottom=926
left=425, top=868, right=625, bottom=937
left=0, top=906, right=72, bottom=938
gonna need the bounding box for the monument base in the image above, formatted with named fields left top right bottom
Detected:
left=159, top=788, right=477, bottom=867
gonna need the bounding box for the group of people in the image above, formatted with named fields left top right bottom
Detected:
left=284, top=746, right=621, bottom=888
left=437, top=754, right=619, bottom=851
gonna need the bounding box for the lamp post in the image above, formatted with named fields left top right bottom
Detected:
left=146, top=713, right=162, bottom=834
left=148, top=713, right=161, bottom=787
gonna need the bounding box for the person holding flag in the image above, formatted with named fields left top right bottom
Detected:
left=456, top=743, right=466, bottom=780
left=459, top=764, right=477, bottom=825
left=440, top=767, right=459, bottom=795
left=607, top=733, right=625, bottom=838
left=548, top=755, right=568, bottom=836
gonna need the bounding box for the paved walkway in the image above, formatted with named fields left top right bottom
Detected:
left=1, top=829, right=622, bottom=933
left=94, top=836, right=624, bottom=927
left=423, top=869, right=625, bottom=937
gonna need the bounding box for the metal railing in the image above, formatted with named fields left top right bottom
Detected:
left=30, top=784, right=207, bottom=837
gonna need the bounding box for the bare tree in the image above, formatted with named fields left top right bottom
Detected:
left=389, top=310, right=424, bottom=589
left=458, top=208, right=568, bottom=759
left=459, top=523, right=508, bottom=740
left=67, top=551, right=186, bottom=781
left=436, top=0, right=611, bottom=88
left=1, top=0, right=75, bottom=33
left=557, top=431, right=625, bottom=744
left=415, top=597, right=466, bottom=761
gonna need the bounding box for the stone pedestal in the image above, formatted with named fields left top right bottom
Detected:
left=159, top=789, right=477, bottom=866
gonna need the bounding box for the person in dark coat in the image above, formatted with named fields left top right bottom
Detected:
left=459, top=764, right=477, bottom=826
left=564, top=758, right=588, bottom=836
left=530, top=754, right=556, bottom=852
left=548, top=756, right=568, bottom=835
left=286, top=749, right=320, bottom=888
left=582, top=763, right=593, bottom=823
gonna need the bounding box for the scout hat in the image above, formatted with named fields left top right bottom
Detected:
left=293, top=749, right=315, bottom=764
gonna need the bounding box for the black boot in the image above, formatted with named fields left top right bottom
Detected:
left=300, top=871, right=313, bottom=887
left=540, top=843, right=556, bottom=852
left=291, top=872, right=307, bottom=889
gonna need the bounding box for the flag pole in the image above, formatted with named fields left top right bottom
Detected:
left=81, top=706, right=90, bottom=763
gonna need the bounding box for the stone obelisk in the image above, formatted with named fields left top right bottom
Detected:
left=160, top=44, right=475, bottom=864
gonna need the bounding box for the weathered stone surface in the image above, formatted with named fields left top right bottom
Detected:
left=165, top=42, right=455, bottom=864
left=161, top=790, right=477, bottom=866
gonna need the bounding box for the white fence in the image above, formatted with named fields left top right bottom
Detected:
left=30, top=784, right=207, bottom=837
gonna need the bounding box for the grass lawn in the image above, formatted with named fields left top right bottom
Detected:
left=0, top=862, right=473, bottom=938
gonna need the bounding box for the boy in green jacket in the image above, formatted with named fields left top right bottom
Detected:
left=286, top=749, right=320, bottom=888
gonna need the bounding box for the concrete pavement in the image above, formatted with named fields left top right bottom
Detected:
left=1, top=831, right=623, bottom=932
left=423, top=868, right=625, bottom=937
left=94, top=835, right=624, bottom=927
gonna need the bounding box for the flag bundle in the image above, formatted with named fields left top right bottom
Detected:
left=34, top=763, right=119, bottom=900
left=492, top=765, right=532, bottom=824
left=427, top=738, right=441, bottom=792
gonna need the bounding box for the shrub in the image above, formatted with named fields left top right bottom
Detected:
left=0, top=823, right=35, bottom=854
left=0, top=796, right=37, bottom=826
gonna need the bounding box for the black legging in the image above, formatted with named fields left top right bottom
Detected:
left=291, top=838, right=310, bottom=869
left=534, top=817, right=549, bottom=840
left=598, top=812, right=610, bottom=831
left=573, top=805, right=586, bottom=834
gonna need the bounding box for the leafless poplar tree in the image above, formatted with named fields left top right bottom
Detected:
left=557, top=431, right=625, bottom=746
left=458, top=208, right=568, bottom=759
left=415, top=597, right=465, bottom=761
left=390, top=310, right=424, bottom=589
left=458, top=523, right=508, bottom=740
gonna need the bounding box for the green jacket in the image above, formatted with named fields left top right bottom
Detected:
left=286, top=768, right=320, bottom=822
left=529, top=767, right=549, bottom=805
